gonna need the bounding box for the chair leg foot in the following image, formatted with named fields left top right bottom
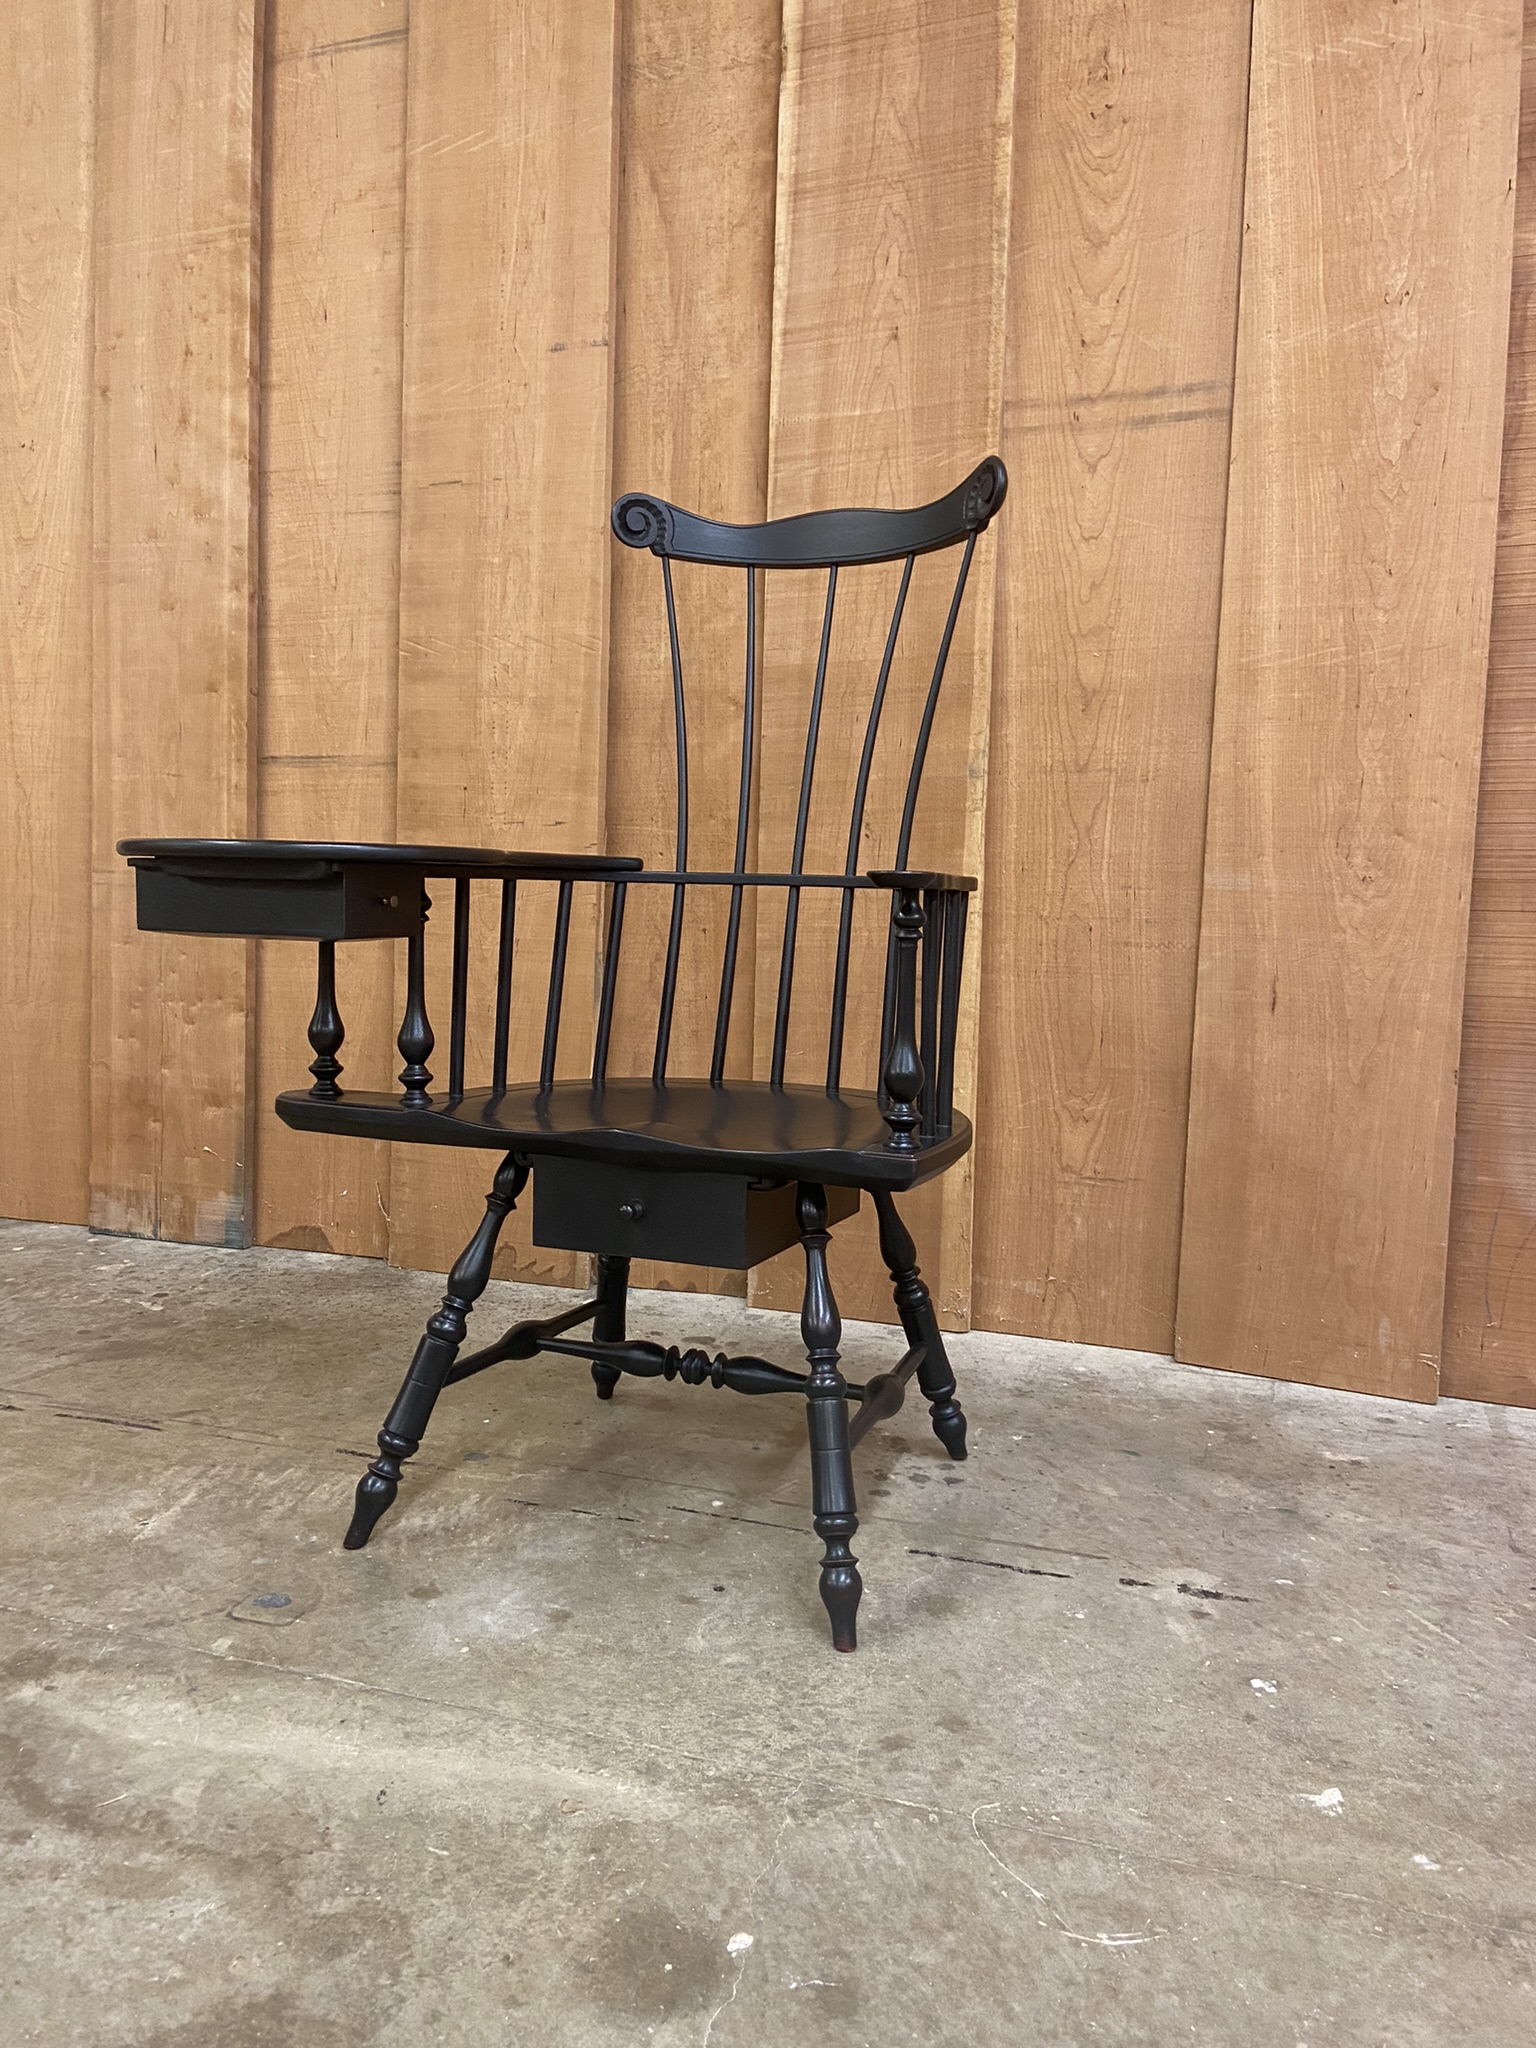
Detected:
left=816, top=1515, right=863, bottom=1651
left=929, top=1399, right=968, bottom=1461
left=341, top=1153, right=526, bottom=1551
left=591, top=1253, right=630, bottom=1401
left=873, top=1189, right=970, bottom=1461
left=343, top=1437, right=410, bottom=1549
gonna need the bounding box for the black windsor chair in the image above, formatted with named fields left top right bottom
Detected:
left=121, top=454, right=1007, bottom=1650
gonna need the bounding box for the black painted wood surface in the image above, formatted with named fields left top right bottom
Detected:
left=118, top=459, right=1003, bottom=1648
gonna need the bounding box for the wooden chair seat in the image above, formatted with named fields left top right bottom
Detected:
left=276, top=1075, right=971, bottom=1189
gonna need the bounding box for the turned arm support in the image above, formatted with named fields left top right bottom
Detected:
left=866, top=870, right=974, bottom=1147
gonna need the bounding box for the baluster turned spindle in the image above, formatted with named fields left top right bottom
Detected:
left=307, top=940, right=344, bottom=1099
left=881, top=885, right=925, bottom=1152
left=876, top=922, right=899, bottom=1111
left=398, top=895, right=434, bottom=1105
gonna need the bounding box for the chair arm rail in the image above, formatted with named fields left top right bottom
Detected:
left=866, top=868, right=978, bottom=893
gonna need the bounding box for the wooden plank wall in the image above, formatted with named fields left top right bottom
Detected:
left=972, top=0, right=1252, bottom=1354
left=1443, top=9, right=1536, bottom=1410
left=603, top=0, right=782, bottom=1302
left=90, top=1, right=264, bottom=1248
left=750, top=0, right=1015, bottom=1328
left=0, top=2, right=95, bottom=1225
left=1177, top=0, right=1522, bottom=1401
left=5, top=1, right=1536, bottom=1409
left=387, top=0, right=621, bottom=1284
left=253, top=0, right=408, bottom=1259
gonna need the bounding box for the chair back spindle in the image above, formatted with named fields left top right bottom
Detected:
left=448, top=878, right=472, bottom=1097
left=709, top=566, right=760, bottom=1086
left=826, top=552, right=914, bottom=1091
left=652, top=558, right=690, bottom=1086
left=491, top=879, right=516, bottom=1091
left=770, top=565, right=839, bottom=1087
left=894, top=532, right=977, bottom=870
left=539, top=880, right=574, bottom=1090
left=593, top=878, right=628, bottom=1085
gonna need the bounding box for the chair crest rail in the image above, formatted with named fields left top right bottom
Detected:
left=613, top=454, right=1005, bottom=568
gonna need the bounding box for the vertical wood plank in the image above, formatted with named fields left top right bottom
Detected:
left=91, top=0, right=264, bottom=1246
left=0, top=1, right=95, bottom=1225
left=1177, top=0, right=1522, bottom=1400
left=388, top=0, right=620, bottom=1281
left=750, top=0, right=1015, bottom=1329
left=1442, top=8, right=1536, bottom=1410
left=971, top=2, right=1253, bottom=1352
left=604, top=0, right=782, bottom=1300
left=253, top=0, right=407, bottom=1257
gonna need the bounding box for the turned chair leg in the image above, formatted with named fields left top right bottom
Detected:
left=797, top=1183, right=862, bottom=1651
left=344, top=1153, right=528, bottom=1550
left=591, top=1254, right=630, bottom=1399
left=873, top=1189, right=968, bottom=1461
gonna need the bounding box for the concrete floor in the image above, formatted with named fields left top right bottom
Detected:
left=1, top=1223, right=1533, bottom=2047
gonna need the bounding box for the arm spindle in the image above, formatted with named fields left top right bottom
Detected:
left=398, top=902, right=434, bottom=1104
left=919, top=888, right=941, bottom=1138
left=881, top=886, right=925, bottom=1151
left=307, top=940, right=344, bottom=1099
left=935, top=890, right=967, bottom=1138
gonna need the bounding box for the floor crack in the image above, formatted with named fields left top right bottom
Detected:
left=970, top=1802, right=1164, bottom=1949
left=701, top=1795, right=797, bottom=2045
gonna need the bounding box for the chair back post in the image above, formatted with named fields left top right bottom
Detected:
left=652, top=558, right=690, bottom=1085
left=491, top=880, right=517, bottom=1091
left=447, top=878, right=472, bottom=1097
left=935, top=889, right=968, bottom=1137
left=827, top=551, right=914, bottom=1091
left=539, top=880, right=575, bottom=1090
left=593, top=879, right=628, bottom=1086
